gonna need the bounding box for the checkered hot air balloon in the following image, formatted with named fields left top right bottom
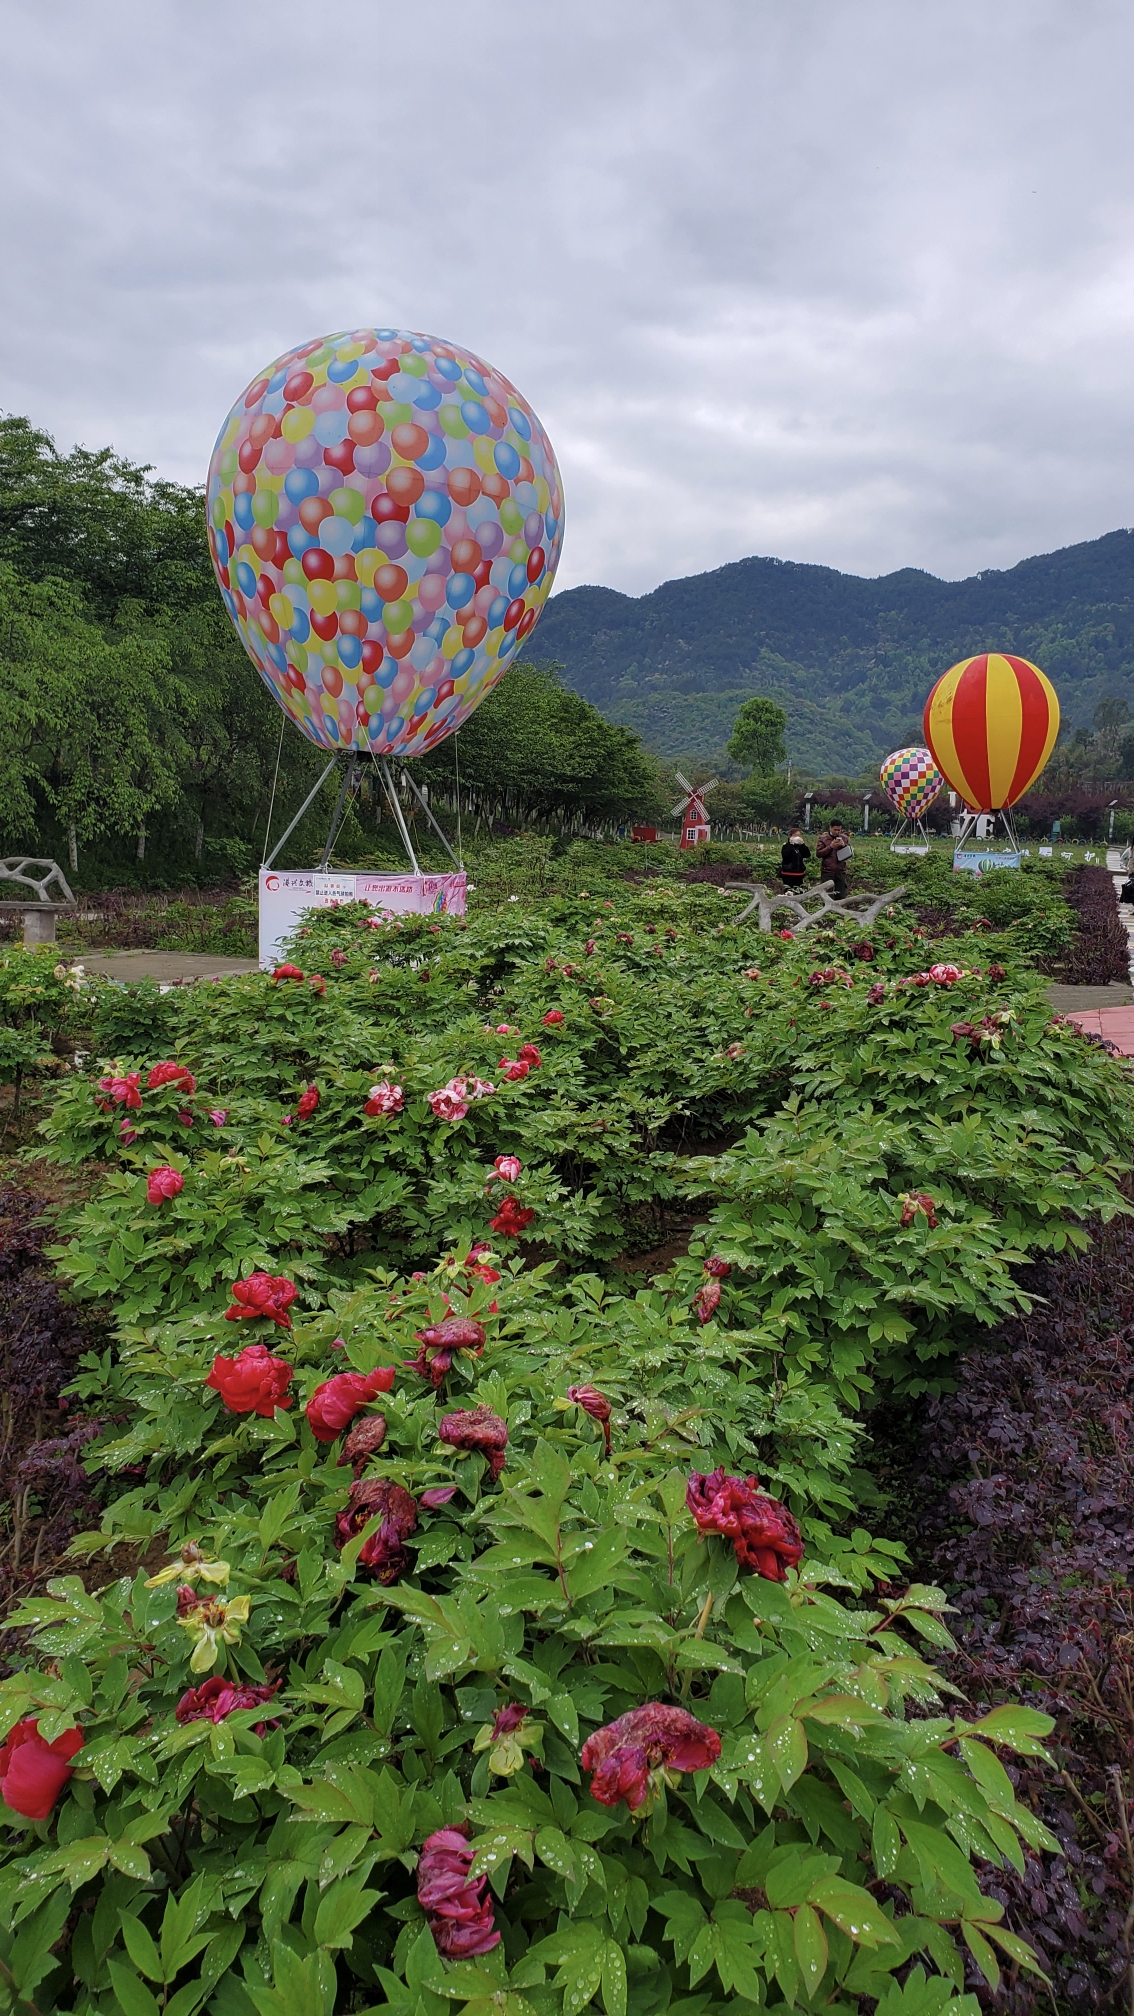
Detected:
left=923, top=654, right=1060, bottom=811
left=879, top=747, right=944, bottom=821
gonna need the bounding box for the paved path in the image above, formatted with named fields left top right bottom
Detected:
left=78, top=952, right=260, bottom=984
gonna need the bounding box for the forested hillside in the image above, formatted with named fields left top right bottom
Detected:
left=536, top=532, right=1134, bottom=771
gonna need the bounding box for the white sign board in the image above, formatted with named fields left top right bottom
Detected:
left=953, top=850, right=1021, bottom=876
left=258, top=869, right=467, bottom=967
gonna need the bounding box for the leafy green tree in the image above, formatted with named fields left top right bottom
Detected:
left=727, top=694, right=788, bottom=774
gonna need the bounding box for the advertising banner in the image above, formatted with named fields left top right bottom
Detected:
left=952, top=850, right=1021, bottom=876
left=258, top=869, right=467, bottom=967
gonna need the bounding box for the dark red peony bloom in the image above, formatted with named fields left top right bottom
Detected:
left=146, top=1166, right=183, bottom=1205
left=334, top=1478, right=417, bottom=1582
left=542, top=1009, right=564, bottom=1025
left=987, top=961, right=1007, bottom=982
left=580, top=1704, right=720, bottom=1813
left=175, top=1675, right=279, bottom=1732
left=867, top=982, right=887, bottom=1004
left=338, top=1413, right=388, bottom=1475
left=686, top=1468, right=803, bottom=1581
left=98, top=1071, right=142, bottom=1110
left=568, top=1384, right=612, bottom=1456
left=693, top=1279, right=721, bottom=1324
left=899, top=1191, right=938, bottom=1229
left=296, top=1084, right=320, bottom=1119
left=224, top=1272, right=298, bottom=1329
left=517, top=1043, right=542, bottom=1069
left=406, top=1316, right=487, bottom=1387
left=306, top=1366, right=396, bottom=1442
left=417, top=1825, right=500, bottom=1958
left=206, top=1342, right=293, bottom=1417
left=272, top=964, right=304, bottom=983
left=488, top=1196, right=535, bottom=1238
left=702, top=1255, right=731, bottom=1280
left=147, top=1060, right=196, bottom=1093
left=439, top=1406, right=508, bottom=1479
left=850, top=941, right=875, bottom=962
left=0, top=1717, right=84, bottom=1819
left=499, top=1058, right=530, bottom=1082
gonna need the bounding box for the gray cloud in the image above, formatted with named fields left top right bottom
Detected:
left=2, top=0, right=1133, bottom=593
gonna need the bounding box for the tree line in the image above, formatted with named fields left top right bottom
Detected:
left=0, top=416, right=666, bottom=882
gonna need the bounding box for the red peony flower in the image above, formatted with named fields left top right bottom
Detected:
left=406, top=1316, right=486, bottom=1387
left=439, top=1406, right=508, bottom=1479
left=693, top=1279, right=721, bottom=1324
left=308, top=974, right=326, bottom=997
left=306, top=1366, right=396, bottom=1443
left=296, top=1084, right=320, bottom=1119
left=206, top=1342, right=293, bottom=1417
left=334, top=1478, right=417, bottom=1582
left=272, top=964, right=304, bottom=983
left=778, top=929, right=794, bottom=940
left=429, top=1078, right=470, bottom=1122
left=584, top=939, right=597, bottom=956
left=0, top=1717, right=84, bottom=1819
left=175, top=1676, right=279, bottom=1732
left=499, top=1058, right=530, bottom=1082
left=98, top=1071, right=142, bottom=1110
left=147, top=1060, right=196, bottom=1093
left=488, top=1196, right=534, bottom=1238
left=542, top=1009, right=564, bottom=1025
left=417, top=1825, right=500, bottom=1958
left=580, top=1704, right=720, bottom=1813
left=146, top=1166, right=183, bottom=1206
left=702, top=1255, right=731, bottom=1280
left=686, top=1468, right=803, bottom=1580
left=867, top=982, right=887, bottom=1004
left=223, top=1272, right=298, bottom=1329
left=517, top=1043, right=542, bottom=1069
left=567, top=1384, right=612, bottom=1456
left=986, top=961, right=1006, bottom=981
left=493, top=1154, right=522, bottom=1182
left=365, top=1079, right=404, bottom=1116
left=850, top=941, right=875, bottom=961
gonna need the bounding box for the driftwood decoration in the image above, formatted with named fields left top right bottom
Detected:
left=730, top=881, right=907, bottom=932
left=0, top=859, right=75, bottom=908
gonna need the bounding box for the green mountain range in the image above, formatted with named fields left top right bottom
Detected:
left=533, top=529, right=1134, bottom=774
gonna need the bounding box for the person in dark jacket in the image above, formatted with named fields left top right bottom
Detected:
left=817, top=819, right=852, bottom=897
left=779, top=827, right=811, bottom=890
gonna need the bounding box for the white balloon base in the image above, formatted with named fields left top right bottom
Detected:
left=258, top=867, right=466, bottom=970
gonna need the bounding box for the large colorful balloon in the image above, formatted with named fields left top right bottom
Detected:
left=923, top=653, right=1059, bottom=811
left=879, top=746, right=944, bottom=822
left=206, top=329, right=564, bottom=758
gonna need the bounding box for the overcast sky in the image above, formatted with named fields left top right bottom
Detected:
left=3, top=0, right=1134, bottom=595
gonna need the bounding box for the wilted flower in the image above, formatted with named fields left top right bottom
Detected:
left=439, top=1406, right=508, bottom=1479
left=517, top=1043, right=542, bottom=1069
left=420, top=1484, right=459, bottom=1508
left=97, top=1071, right=142, bottom=1110
left=306, top=1366, right=396, bottom=1443
left=567, top=1384, right=612, bottom=1456
left=296, top=1084, right=320, bottom=1119
left=145, top=1542, right=229, bottom=1591
left=223, top=1272, right=298, bottom=1329
left=406, top=1316, right=486, bottom=1386
left=466, top=1077, right=495, bottom=1101
left=308, top=974, right=327, bottom=997
left=176, top=1593, right=251, bottom=1673
left=493, top=1154, right=522, bottom=1182
left=462, top=1242, right=501, bottom=1287
left=175, top=1675, right=279, bottom=1731
left=488, top=1196, right=535, bottom=1238
left=693, top=1279, right=721, bottom=1324
left=987, top=962, right=1007, bottom=981
left=338, top=1413, right=388, bottom=1475
left=0, top=1719, right=84, bottom=1820
left=849, top=941, right=875, bottom=961
left=417, top=1825, right=500, bottom=1958
left=580, top=1704, right=721, bottom=1813
left=867, top=982, right=887, bottom=1004
left=206, top=1343, right=293, bottom=1417
left=335, top=1478, right=417, bottom=1582
left=542, top=1009, right=564, bottom=1025
left=584, top=939, right=597, bottom=955
left=331, top=949, right=348, bottom=967
left=742, top=967, right=762, bottom=980
left=365, top=1080, right=404, bottom=1116
left=146, top=1166, right=183, bottom=1206
left=899, top=1191, right=939, bottom=1228
left=686, top=1468, right=803, bottom=1581
left=147, top=1060, right=196, bottom=1093
left=271, top=964, right=304, bottom=983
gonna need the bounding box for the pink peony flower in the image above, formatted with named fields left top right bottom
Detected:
left=429, top=1078, right=470, bottom=1122
left=493, top=1154, right=522, bottom=1182
left=495, top=1024, right=518, bottom=1035
left=146, top=1166, right=183, bottom=1206
left=209, top=1108, right=228, bottom=1127
left=98, top=1071, right=142, bottom=1110
left=867, top=982, right=887, bottom=1004
left=223, top=1272, right=298, bottom=1329
left=581, top=1704, right=721, bottom=1812
left=928, top=963, right=965, bottom=985
left=417, top=1825, right=500, bottom=1958
left=176, top=1676, right=279, bottom=1731
left=364, top=1080, right=404, bottom=1116
left=438, top=1406, right=508, bottom=1479
left=465, top=1077, right=496, bottom=1100
left=686, top=1468, right=803, bottom=1580
left=331, top=950, right=348, bottom=967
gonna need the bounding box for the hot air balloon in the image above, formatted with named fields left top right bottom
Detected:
left=879, top=746, right=944, bottom=822
left=923, top=654, right=1059, bottom=814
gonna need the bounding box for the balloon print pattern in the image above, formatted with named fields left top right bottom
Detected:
left=206, top=329, right=564, bottom=758
left=878, top=746, right=944, bottom=822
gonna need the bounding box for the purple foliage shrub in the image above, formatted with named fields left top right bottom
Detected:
left=1060, top=865, right=1130, bottom=985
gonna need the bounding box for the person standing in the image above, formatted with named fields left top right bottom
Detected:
left=779, top=826, right=811, bottom=891
left=817, top=818, right=852, bottom=897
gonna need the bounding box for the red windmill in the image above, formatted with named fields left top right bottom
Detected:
left=671, top=771, right=719, bottom=850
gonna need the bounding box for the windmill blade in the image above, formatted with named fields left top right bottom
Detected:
left=700, top=779, right=720, bottom=797
left=670, top=798, right=689, bottom=818
left=673, top=771, right=693, bottom=795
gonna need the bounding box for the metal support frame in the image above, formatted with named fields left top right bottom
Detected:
left=320, top=762, right=357, bottom=871
left=379, top=760, right=421, bottom=874
left=262, top=757, right=339, bottom=871
left=398, top=767, right=463, bottom=870
left=953, top=808, right=1021, bottom=854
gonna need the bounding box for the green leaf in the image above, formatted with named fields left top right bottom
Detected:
left=959, top=1706, right=1054, bottom=1758
left=809, top=1876, right=900, bottom=1949
left=793, top=1902, right=829, bottom=1996
left=119, top=1914, right=162, bottom=1984
left=765, top=1713, right=808, bottom=1791
left=108, top=1960, right=163, bottom=2016
left=313, top=1875, right=383, bottom=1950
left=600, top=1939, right=627, bottom=2016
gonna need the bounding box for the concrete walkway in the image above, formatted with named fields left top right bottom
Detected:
left=77, top=951, right=260, bottom=984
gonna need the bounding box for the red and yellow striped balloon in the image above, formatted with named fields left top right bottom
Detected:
left=923, top=653, right=1060, bottom=811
